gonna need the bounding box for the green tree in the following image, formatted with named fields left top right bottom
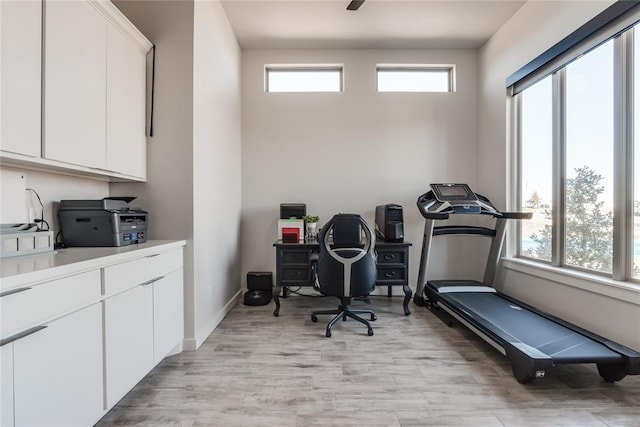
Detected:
left=526, top=191, right=541, bottom=209
left=527, top=166, right=613, bottom=272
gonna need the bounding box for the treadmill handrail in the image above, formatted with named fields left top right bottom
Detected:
left=433, top=225, right=496, bottom=237
left=422, top=212, right=450, bottom=220
left=502, top=212, right=533, bottom=220
left=416, top=191, right=532, bottom=220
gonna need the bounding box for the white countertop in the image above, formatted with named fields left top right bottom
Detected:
left=0, top=240, right=186, bottom=291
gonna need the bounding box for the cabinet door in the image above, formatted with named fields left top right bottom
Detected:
left=104, top=283, right=154, bottom=409
left=13, top=303, right=103, bottom=427
left=43, top=0, right=107, bottom=169
left=0, top=0, right=41, bottom=157
left=106, top=27, right=147, bottom=179
left=153, top=269, right=184, bottom=364
left=0, top=344, right=13, bottom=426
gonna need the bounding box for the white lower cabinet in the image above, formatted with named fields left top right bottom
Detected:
left=0, top=345, right=14, bottom=426
left=153, top=269, right=184, bottom=365
left=13, top=303, right=103, bottom=427
left=0, top=242, right=184, bottom=425
left=104, top=283, right=154, bottom=409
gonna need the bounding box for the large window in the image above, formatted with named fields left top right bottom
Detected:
left=635, top=27, right=640, bottom=278
left=564, top=40, right=614, bottom=272
left=520, top=76, right=552, bottom=261
left=514, top=19, right=640, bottom=280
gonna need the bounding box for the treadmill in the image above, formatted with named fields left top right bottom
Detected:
left=414, top=183, right=640, bottom=383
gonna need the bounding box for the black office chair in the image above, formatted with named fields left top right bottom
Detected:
left=311, top=214, right=377, bottom=337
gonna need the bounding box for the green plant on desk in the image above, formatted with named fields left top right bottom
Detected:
left=303, top=215, right=320, bottom=240
left=303, top=215, right=319, bottom=224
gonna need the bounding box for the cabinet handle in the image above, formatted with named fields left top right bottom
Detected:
left=0, top=325, right=47, bottom=347
left=145, top=253, right=161, bottom=258
left=384, top=271, right=396, bottom=278
left=0, top=287, right=32, bottom=298
left=383, top=254, right=395, bottom=261
left=140, top=276, right=165, bottom=286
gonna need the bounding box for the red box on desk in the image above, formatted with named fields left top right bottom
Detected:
left=278, top=219, right=304, bottom=242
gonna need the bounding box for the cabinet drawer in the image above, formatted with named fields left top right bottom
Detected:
left=1, top=270, right=101, bottom=338
left=376, top=266, right=406, bottom=282
left=282, top=268, right=310, bottom=282
left=104, top=248, right=183, bottom=295
left=376, top=250, right=406, bottom=265
left=282, top=251, right=310, bottom=264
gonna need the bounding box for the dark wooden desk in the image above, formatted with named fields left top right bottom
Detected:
left=272, top=240, right=412, bottom=316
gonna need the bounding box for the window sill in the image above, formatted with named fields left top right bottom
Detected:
left=502, top=258, right=640, bottom=306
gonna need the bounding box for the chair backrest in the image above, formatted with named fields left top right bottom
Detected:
left=316, top=214, right=376, bottom=298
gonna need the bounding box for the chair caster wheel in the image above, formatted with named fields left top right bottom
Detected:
left=367, top=328, right=374, bottom=336
left=370, top=314, right=377, bottom=321
left=311, top=315, right=318, bottom=322
left=326, top=330, right=332, bottom=338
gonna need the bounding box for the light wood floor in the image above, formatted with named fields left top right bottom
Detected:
left=96, top=294, right=640, bottom=426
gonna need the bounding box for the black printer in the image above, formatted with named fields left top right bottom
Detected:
left=58, top=197, right=148, bottom=247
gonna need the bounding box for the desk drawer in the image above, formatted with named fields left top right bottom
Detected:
left=376, top=249, right=406, bottom=265
left=104, top=248, right=183, bottom=296
left=281, top=251, right=310, bottom=264
left=1, top=270, right=101, bottom=338
left=282, top=267, right=311, bottom=282
left=376, top=266, right=406, bottom=283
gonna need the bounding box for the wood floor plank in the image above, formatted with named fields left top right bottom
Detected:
left=96, top=296, right=640, bottom=426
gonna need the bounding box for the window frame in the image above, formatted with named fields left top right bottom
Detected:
left=375, top=64, right=455, bottom=93
left=264, top=64, right=344, bottom=93
left=512, top=28, right=638, bottom=282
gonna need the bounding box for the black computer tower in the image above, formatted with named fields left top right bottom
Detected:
left=375, top=204, right=404, bottom=242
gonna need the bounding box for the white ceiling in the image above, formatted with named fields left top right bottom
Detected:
left=220, top=0, right=527, bottom=49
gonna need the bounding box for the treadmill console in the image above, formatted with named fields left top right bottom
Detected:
left=431, top=183, right=477, bottom=202
left=417, top=183, right=498, bottom=218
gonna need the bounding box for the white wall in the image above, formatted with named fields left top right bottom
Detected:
left=241, top=49, right=483, bottom=296
left=478, top=1, right=640, bottom=350
left=112, top=0, right=242, bottom=349
left=192, top=0, right=242, bottom=346
left=0, top=166, right=108, bottom=231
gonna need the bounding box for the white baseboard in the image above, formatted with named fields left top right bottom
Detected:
left=181, top=289, right=243, bottom=351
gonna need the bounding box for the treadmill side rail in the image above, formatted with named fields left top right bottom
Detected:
left=602, top=341, right=640, bottom=374
left=505, top=343, right=555, bottom=384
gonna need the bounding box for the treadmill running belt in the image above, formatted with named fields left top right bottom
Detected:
left=440, top=292, right=623, bottom=364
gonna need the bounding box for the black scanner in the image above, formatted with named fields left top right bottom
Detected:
left=375, top=204, right=404, bottom=242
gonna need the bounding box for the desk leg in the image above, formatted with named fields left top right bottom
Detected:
left=273, top=284, right=281, bottom=317
left=402, top=284, right=412, bottom=316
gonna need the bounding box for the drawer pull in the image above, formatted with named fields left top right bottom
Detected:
left=140, top=276, right=165, bottom=286
left=145, top=253, right=161, bottom=258
left=0, top=325, right=47, bottom=347
left=383, top=254, right=395, bottom=261
left=384, top=271, right=396, bottom=278
left=0, top=287, right=32, bottom=298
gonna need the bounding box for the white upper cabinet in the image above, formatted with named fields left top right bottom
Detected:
left=44, top=0, right=108, bottom=169
left=0, top=0, right=42, bottom=157
left=1, top=0, right=151, bottom=182
left=106, top=26, right=147, bottom=179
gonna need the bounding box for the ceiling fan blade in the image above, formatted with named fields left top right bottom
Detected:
left=347, top=0, right=365, bottom=11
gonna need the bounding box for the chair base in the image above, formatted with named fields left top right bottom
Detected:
left=311, top=298, right=376, bottom=337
